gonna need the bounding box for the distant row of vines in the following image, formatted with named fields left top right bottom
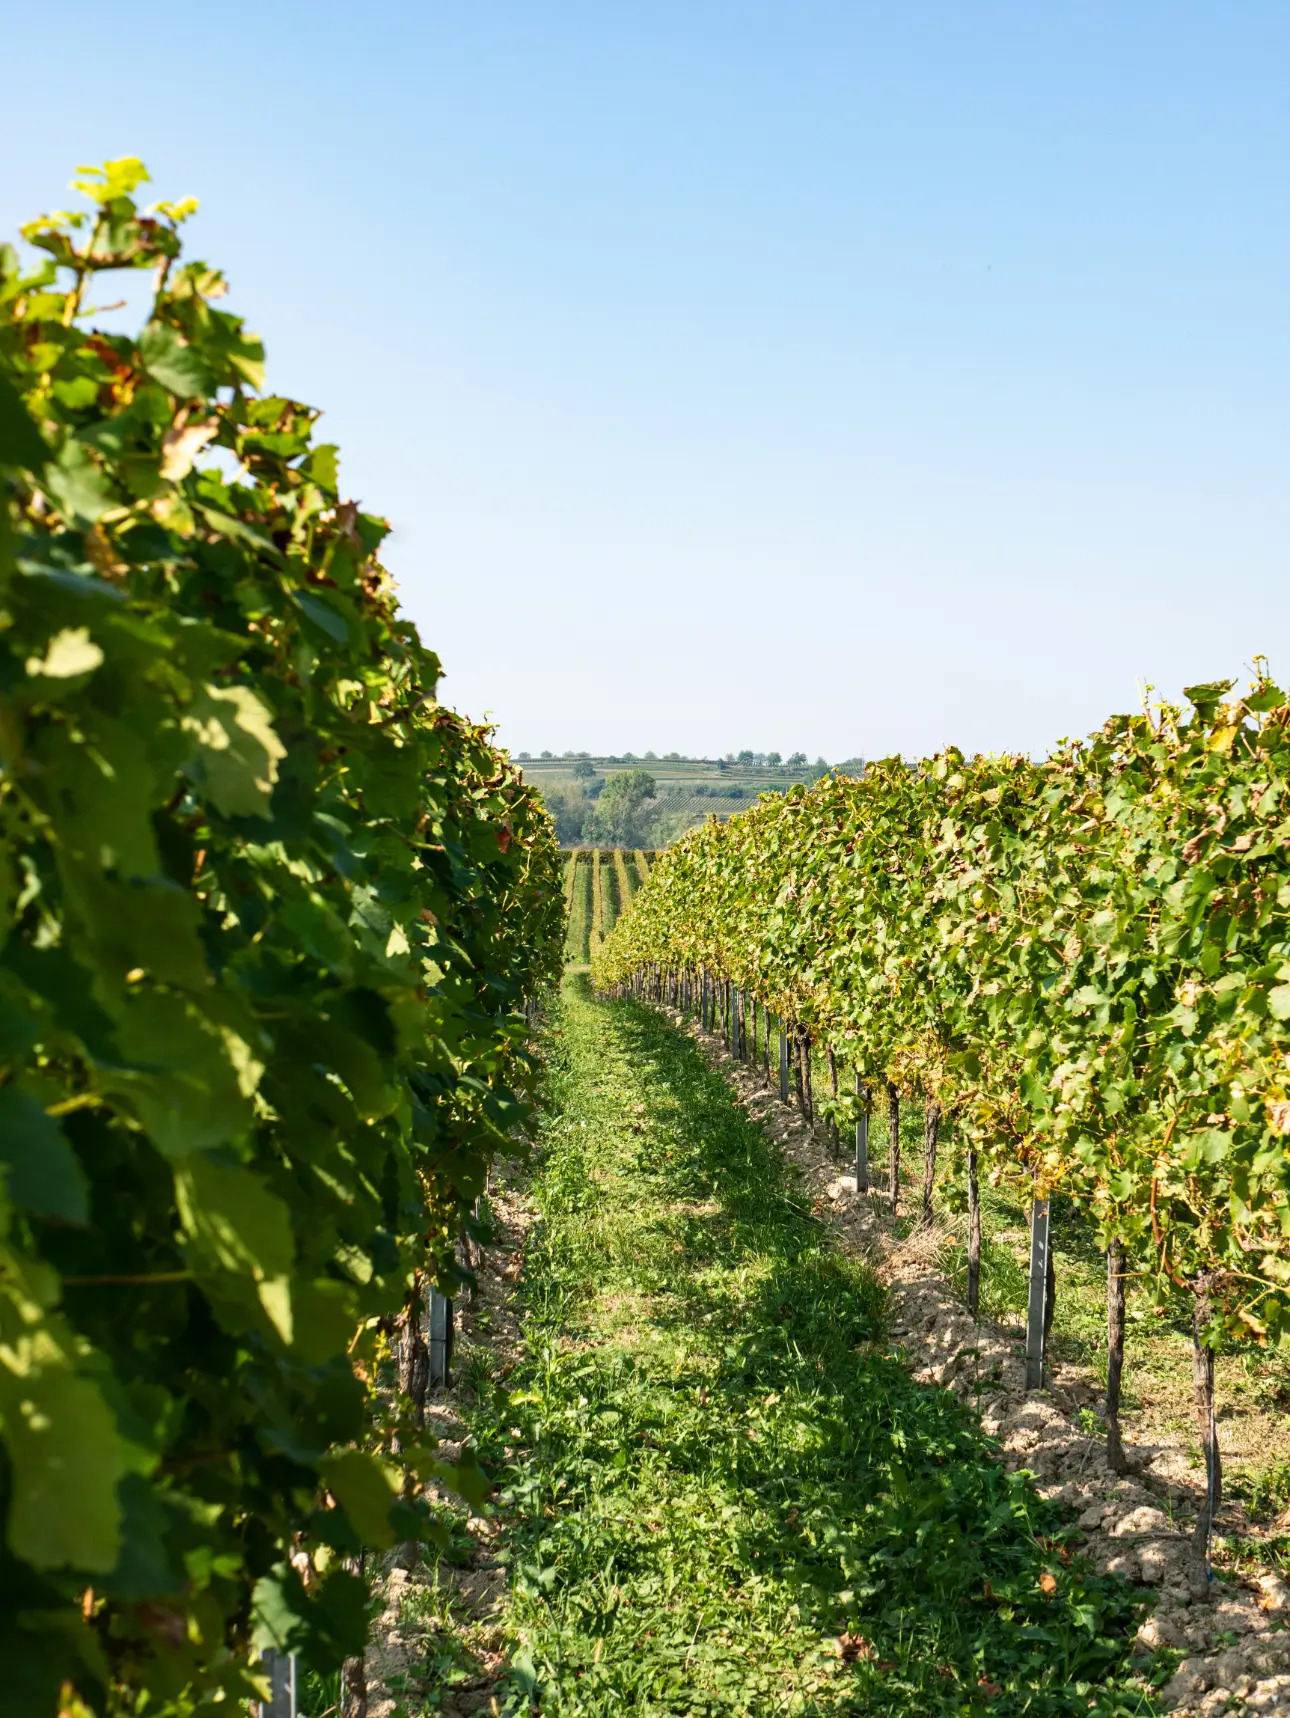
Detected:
left=561, top=849, right=651, bottom=964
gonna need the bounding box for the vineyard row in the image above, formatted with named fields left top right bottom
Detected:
left=593, top=680, right=1290, bottom=1567
left=0, top=164, right=564, bottom=1718
left=561, top=848, right=654, bottom=964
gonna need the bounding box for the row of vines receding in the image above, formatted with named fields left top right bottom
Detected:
left=0, top=161, right=564, bottom=1715
left=594, top=676, right=1290, bottom=1363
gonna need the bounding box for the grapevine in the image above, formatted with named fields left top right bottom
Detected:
left=596, top=680, right=1290, bottom=1345
left=0, top=162, right=562, bottom=1715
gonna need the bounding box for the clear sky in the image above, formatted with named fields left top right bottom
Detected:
left=5, top=2, right=1287, bottom=762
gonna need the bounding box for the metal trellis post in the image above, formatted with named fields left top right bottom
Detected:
left=259, top=1650, right=297, bottom=1718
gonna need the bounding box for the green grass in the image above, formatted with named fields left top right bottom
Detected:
left=564, top=854, right=592, bottom=966
left=446, top=976, right=1155, bottom=1717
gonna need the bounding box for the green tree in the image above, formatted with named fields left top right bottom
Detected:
left=541, top=783, right=591, bottom=843
left=572, top=758, right=598, bottom=780
left=584, top=769, right=658, bottom=847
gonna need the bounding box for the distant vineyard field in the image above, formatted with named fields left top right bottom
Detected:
left=521, top=755, right=840, bottom=847
left=562, top=850, right=649, bottom=965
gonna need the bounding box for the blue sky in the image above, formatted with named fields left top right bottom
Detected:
left=5, top=2, right=1287, bottom=761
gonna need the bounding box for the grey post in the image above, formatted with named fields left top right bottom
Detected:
left=731, top=986, right=740, bottom=1057
left=854, top=1070, right=869, bottom=1192
left=1025, top=1198, right=1051, bottom=1390
left=778, top=1026, right=789, bottom=1103
left=428, top=1284, right=453, bottom=1387
left=259, top=1650, right=297, bottom=1718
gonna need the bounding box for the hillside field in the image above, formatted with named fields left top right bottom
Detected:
left=521, top=755, right=847, bottom=846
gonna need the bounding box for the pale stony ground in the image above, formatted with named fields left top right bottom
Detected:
left=680, top=1009, right=1290, bottom=1718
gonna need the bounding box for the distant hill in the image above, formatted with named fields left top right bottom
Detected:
left=516, top=753, right=865, bottom=848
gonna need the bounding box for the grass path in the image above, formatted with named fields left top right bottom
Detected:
left=468, top=976, right=1154, bottom=1716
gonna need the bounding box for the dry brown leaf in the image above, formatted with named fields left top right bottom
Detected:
left=160, top=414, right=219, bottom=480
left=831, top=1631, right=874, bottom=1662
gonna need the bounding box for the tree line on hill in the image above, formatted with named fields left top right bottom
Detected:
left=536, top=755, right=871, bottom=848
left=519, top=748, right=833, bottom=769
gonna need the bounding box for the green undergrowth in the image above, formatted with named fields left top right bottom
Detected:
left=457, top=976, right=1156, bottom=1716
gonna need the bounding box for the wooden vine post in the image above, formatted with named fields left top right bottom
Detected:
left=966, top=1147, right=981, bottom=1314
left=1191, top=1273, right=1223, bottom=1574
left=428, top=1284, right=453, bottom=1387
left=887, top=1085, right=900, bottom=1213
left=779, top=1024, right=789, bottom=1103
left=1105, top=1239, right=1127, bottom=1473
left=854, top=1071, right=869, bottom=1192
left=921, top=1101, right=939, bottom=1227
left=826, top=1046, right=839, bottom=1152
left=1025, top=1197, right=1051, bottom=1390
